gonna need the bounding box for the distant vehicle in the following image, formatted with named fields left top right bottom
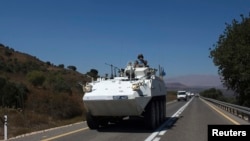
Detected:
left=190, top=92, right=194, bottom=97
left=80, top=61, right=167, bottom=130
left=177, top=90, right=187, bottom=101
left=195, top=93, right=200, bottom=97
left=186, top=91, right=192, bottom=98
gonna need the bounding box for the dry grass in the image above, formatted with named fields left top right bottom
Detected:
left=166, top=91, right=177, bottom=102
left=0, top=108, right=84, bottom=139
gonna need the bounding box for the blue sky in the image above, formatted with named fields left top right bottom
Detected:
left=1, top=0, right=250, bottom=78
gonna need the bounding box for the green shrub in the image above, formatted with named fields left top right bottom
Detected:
left=0, top=77, right=28, bottom=108
left=58, top=64, right=64, bottom=68
left=27, top=71, right=45, bottom=86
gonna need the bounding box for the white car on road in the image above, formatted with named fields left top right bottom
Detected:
left=177, top=90, right=187, bottom=101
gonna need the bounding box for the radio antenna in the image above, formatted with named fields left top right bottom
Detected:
left=105, top=63, right=114, bottom=79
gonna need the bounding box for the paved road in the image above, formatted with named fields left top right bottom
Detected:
left=8, top=97, right=249, bottom=141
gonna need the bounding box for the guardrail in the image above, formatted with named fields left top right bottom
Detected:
left=201, top=96, right=250, bottom=123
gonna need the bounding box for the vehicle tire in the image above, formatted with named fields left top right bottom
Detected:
left=145, top=100, right=156, bottom=130
left=159, top=100, right=163, bottom=123
left=86, top=112, right=99, bottom=129
left=160, top=98, right=166, bottom=123
left=155, top=100, right=160, bottom=127
left=163, top=98, right=166, bottom=121
left=99, top=118, right=109, bottom=127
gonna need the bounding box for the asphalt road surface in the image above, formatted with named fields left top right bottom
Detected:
left=8, top=97, right=249, bottom=141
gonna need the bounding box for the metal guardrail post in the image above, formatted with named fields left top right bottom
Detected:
left=1, top=115, right=7, bottom=140
left=4, top=115, right=7, bottom=140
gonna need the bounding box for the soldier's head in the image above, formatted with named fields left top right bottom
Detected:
left=137, top=54, right=144, bottom=60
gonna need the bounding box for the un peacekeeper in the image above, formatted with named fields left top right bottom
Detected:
left=134, top=54, right=148, bottom=67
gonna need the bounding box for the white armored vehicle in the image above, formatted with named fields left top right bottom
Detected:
left=81, top=61, right=167, bottom=130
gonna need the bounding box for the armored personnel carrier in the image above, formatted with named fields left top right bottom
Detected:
left=81, top=61, right=167, bottom=130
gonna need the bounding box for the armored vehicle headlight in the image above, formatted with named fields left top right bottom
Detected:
left=132, top=83, right=140, bottom=91
left=83, top=84, right=93, bottom=93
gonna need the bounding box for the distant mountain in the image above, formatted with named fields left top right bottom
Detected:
left=165, top=74, right=224, bottom=89
left=165, top=75, right=237, bottom=97
left=166, top=82, right=188, bottom=90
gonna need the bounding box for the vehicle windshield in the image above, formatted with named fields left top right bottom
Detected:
left=178, top=92, right=186, bottom=95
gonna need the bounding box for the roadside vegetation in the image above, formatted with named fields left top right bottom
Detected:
left=166, top=91, right=178, bottom=102
left=209, top=13, right=250, bottom=107
left=199, top=88, right=237, bottom=104
left=0, top=44, right=91, bottom=139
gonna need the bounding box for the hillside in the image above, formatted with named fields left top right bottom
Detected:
left=0, top=44, right=90, bottom=138
left=165, top=75, right=235, bottom=97
left=166, top=74, right=223, bottom=88
left=166, top=82, right=188, bottom=91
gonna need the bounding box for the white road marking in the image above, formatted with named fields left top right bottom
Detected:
left=144, top=98, right=193, bottom=141
left=153, top=137, right=161, bottom=141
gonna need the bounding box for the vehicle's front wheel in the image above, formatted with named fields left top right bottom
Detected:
left=86, top=112, right=99, bottom=129
left=145, top=101, right=156, bottom=130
